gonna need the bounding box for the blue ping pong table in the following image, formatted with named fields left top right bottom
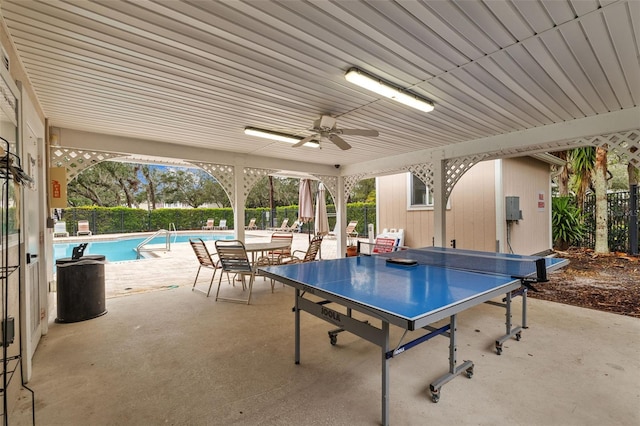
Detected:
left=259, top=247, right=567, bottom=426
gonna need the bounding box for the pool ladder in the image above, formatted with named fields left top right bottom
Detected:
left=136, top=227, right=175, bottom=259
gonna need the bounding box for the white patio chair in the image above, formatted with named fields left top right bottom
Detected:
left=53, top=221, right=69, bottom=237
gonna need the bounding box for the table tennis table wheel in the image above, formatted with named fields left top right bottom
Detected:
left=328, top=332, right=337, bottom=346
left=465, top=367, right=474, bottom=379
left=495, top=343, right=503, bottom=355
left=515, top=332, right=522, bottom=341
left=430, top=388, right=440, bottom=403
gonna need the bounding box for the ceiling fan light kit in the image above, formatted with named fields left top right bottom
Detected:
left=345, top=67, right=434, bottom=113
left=244, top=127, right=318, bottom=148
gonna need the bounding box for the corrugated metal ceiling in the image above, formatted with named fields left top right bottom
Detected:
left=1, top=0, right=638, bottom=167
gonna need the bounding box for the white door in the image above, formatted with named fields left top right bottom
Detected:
left=21, top=97, right=46, bottom=382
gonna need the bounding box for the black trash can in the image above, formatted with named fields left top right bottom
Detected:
left=55, top=255, right=107, bottom=323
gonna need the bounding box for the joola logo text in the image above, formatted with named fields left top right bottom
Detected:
left=321, top=306, right=341, bottom=322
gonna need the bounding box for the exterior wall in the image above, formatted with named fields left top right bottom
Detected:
left=377, top=160, right=496, bottom=250
left=447, top=160, right=497, bottom=251
left=501, top=157, right=552, bottom=255
left=377, top=158, right=551, bottom=255
left=1, top=18, right=47, bottom=415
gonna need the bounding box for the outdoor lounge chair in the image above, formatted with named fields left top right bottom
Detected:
left=267, top=218, right=289, bottom=231
left=53, top=221, right=69, bottom=238
left=215, top=219, right=228, bottom=230
left=346, top=220, right=359, bottom=238
left=283, top=219, right=302, bottom=233
left=245, top=218, right=257, bottom=230
left=202, top=218, right=215, bottom=230
left=327, top=220, right=358, bottom=239
left=76, top=220, right=92, bottom=236
left=189, top=238, right=222, bottom=297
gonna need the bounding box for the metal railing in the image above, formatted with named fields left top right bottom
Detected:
left=136, top=229, right=171, bottom=259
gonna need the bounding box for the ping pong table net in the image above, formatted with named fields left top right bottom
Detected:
left=378, top=249, right=548, bottom=283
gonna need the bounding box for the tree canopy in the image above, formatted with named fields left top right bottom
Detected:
left=68, top=162, right=376, bottom=209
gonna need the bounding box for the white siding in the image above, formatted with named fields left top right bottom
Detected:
left=378, top=160, right=496, bottom=250
left=377, top=157, right=551, bottom=254
left=501, top=157, right=552, bottom=254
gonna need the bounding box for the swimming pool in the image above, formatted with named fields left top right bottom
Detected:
left=53, top=233, right=235, bottom=263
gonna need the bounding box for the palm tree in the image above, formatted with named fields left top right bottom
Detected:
left=552, top=151, right=570, bottom=196
left=628, top=149, right=639, bottom=255
left=570, top=147, right=596, bottom=207
left=593, top=146, right=609, bottom=254
left=570, top=146, right=609, bottom=253
left=628, top=146, right=639, bottom=187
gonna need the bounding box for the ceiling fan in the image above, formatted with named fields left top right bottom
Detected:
left=293, top=115, right=378, bottom=150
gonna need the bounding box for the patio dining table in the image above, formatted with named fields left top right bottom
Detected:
left=243, top=241, right=292, bottom=265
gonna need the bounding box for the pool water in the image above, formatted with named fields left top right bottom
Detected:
left=53, top=233, right=234, bottom=263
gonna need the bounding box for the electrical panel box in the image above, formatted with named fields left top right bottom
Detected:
left=506, top=196, right=522, bottom=221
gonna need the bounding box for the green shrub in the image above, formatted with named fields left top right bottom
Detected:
left=63, top=203, right=377, bottom=235
left=552, top=197, right=585, bottom=250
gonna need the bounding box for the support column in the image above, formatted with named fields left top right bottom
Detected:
left=234, top=166, right=245, bottom=242
left=495, top=159, right=505, bottom=252
left=432, top=156, right=446, bottom=247
left=336, top=176, right=347, bottom=257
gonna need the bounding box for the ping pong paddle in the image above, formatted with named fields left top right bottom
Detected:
left=385, top=258, right=417, bottom=266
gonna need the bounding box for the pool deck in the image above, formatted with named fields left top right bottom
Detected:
left=53, top=230, right=341, bottom=304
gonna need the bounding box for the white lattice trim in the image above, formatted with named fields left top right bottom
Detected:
left=344, top=174, right=369, bottom=198
left=405, top=163, right=434, bottom=189
left=243, top=167, right=277, bottom=198
left=444, top=155, right=489, bottom=200
left=579, top=130, right=640, bottom=166
left=479, top=129, right=640, bottom=163
left=403, top=157, right=487, bottom=202
left=49, top=147, right=125, bottom=181
left=311, top=174, right=338, bottom=202
left=191, top=162, right=235, bottom=204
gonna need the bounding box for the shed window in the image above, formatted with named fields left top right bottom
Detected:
left=408, top=174, right=434, bottom=209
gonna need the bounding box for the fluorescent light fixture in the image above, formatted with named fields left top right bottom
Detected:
left=345, top=68, right=434, bottom=112
left=244, top=127, right=318, bottom=148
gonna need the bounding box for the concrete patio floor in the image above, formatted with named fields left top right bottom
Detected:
left=14, top=232, right=640, bottom=425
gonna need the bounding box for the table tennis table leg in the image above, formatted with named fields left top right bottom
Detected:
left=295, top=288, right=301, bottom=365
left=522, top=288, right=528, bottom=329
left=381, top=321, right=390, bottom=426
left=495, top=291, right=523, bottom=355
left=429, top=315, right=474, bottom=403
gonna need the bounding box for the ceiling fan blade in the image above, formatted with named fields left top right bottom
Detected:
left=339, top=129, right=379, bottom=137
left=292, top=135, right=316, bottom=148
left=329, top=134, right=351, bottom=150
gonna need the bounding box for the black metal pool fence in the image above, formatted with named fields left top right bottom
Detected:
left=580, top=185, right=639, bottom=254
